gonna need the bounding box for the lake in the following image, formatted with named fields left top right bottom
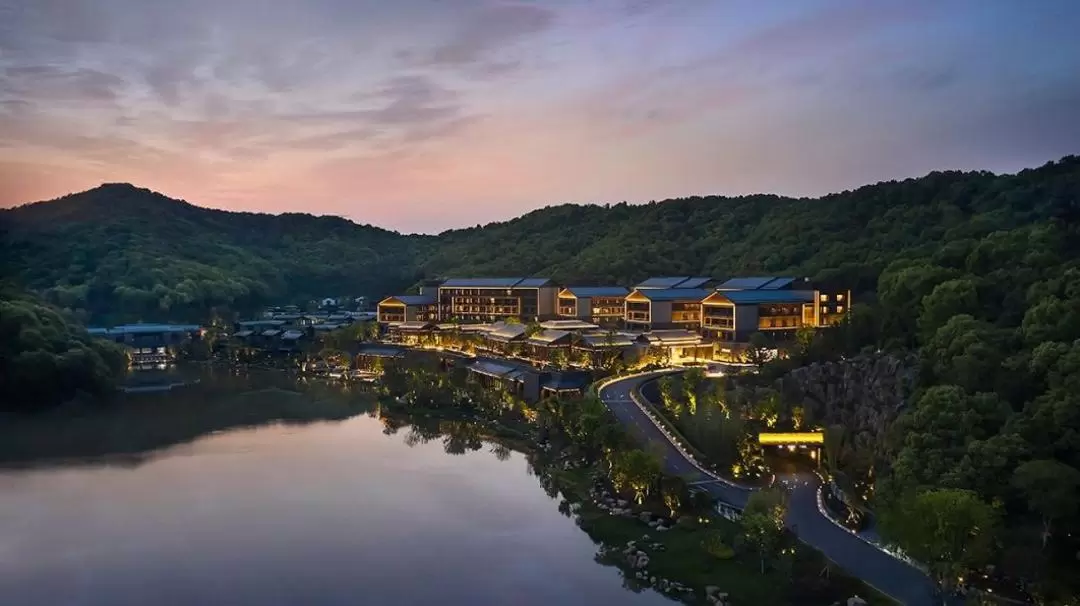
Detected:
left=0, top=370, right=669, bottom=606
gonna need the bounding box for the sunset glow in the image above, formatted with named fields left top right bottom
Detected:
left=2, top=0, right=1079, bottom=232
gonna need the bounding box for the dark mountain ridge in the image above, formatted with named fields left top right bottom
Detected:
left=2, top=156, right=1078, bottom=324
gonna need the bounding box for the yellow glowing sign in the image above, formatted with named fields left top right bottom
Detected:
left=757, top=432, right=824, bottom=445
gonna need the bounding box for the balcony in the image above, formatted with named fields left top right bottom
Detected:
left=703, top=316, right=734, bottom=328
left=626, top=311, right=650, bottom=322
left=558, top=306, right=577, bottom=316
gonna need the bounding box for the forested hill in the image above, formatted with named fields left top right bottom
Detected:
left=425, top=156, right=1080, bottom=291
left=2, top=156, right=1078, bottom=323
left=1, top=183, right=431, bottom=323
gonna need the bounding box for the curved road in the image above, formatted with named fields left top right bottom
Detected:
left=599, top=372, right=937, bottom=606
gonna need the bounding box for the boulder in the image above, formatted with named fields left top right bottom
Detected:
left=617, top=499, right=629, bottom=507
left=847, top=597, right=868, bottom=606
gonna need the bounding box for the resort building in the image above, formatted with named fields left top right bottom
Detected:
left=89, top=324, right=203, bottom=365
left=465, top=358, right=590, bottom=403
left=480, top=322, right=528, bottom=355
left=438, top=277, right=558, bottom=323
left=702, top=276, right=853, bottom=342
left=572, top=332, right=638, bottom=368
left=556, top=286, right=629, bottom=327
left=523, top=328, right=573, bottom=364
left=624, top=288, right=711, bottom=331
left=637, top=329, right=712, bottom=365
left=377, top=294, right=439, bottom=323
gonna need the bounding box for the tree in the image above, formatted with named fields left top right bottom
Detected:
left=738, top=488, right=788, bottom=574
left=743, top=332, right=772, bottom=366
left=609, top=449, right=662, bottom=504
left=1012, top=459, right=1080, bottom=549
left=879, top=488, right=999, bottom=592
left=917, top=278, right=980, bottom=338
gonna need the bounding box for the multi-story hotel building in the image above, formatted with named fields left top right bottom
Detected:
left=556, top=286, right=629, bottom=327
left=624, top=288, right=711, bottom=331
left=437, top=277, right=558, bottom=323
left=376, top=294, right=439, bottom=323
left=701, top=276, right=851, bottom=341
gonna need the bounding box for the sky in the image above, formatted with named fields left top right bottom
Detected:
left=1, top=0, right=1079, bottom=233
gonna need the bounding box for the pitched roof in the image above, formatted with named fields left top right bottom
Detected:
left=440, top=277, right=551, bottom=288
left=539, top=319, right=600, bottom=330
left=578, top=333, right=636, bottom=348
left=381, top=294, right=436, bottom=305
left=635, top=276, right=690, bottom=289
left=560, top=286, right=629, bottom=298
left=541, top=371, right=591, bottom=391
left=237, top=320, right=286, bottom=328
left=639, top=329, right=703, bottom=345
left=526, top=329, right=571, bottom=346
left=397, top=321, right=435, bottom=330
left=233, top=330, right=254, bottom=338
left=516, top=277, right=554, bottom=287
left=469, top=359, right=529, bottom=381
left=281, top=330, right=305, bottom=340
left=717, top=277, right=777, bottom=290
left=633, top=288, right=711, bottom=302
left=103, top=324, right=201, bottom=335
left=713, top=290, right=816, bottom=304
left=261, top=329, right=282, bottom=337
left=760, top=277, right=796, bottom=290
left=673, top=277, right=713, bottom=289
left=487, top=323, right=527, bottom=342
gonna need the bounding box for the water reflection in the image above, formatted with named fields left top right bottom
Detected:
left=0, top=369, right=669, bottom=606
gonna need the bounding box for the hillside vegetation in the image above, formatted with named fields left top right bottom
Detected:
left=1, top=183, right=430, bottom=324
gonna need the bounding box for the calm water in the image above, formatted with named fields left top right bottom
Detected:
left=0, top=373, right=668, bottom=606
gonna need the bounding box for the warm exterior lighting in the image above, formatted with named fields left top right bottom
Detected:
left=758, top=432, right=825, bottom=445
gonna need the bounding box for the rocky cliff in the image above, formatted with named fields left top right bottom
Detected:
left=777, top=353, right=919, bottom=453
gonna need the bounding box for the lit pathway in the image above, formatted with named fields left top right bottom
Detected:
left=598, top=371, right=938, bottom=606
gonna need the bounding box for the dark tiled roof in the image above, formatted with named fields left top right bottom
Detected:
left=469, top=359, right=528, bottom=381
left=674, top=277, right=713, bottom=289
left=636, top=276, right=690, bottom=289
left=233, top=330, right=254, bottom=338
left=384, top=294, right=436, bottom=305
left=525, top=329, right=571, bottom=346
left=633, top=288, right=711, bottom=302
left=561, top=286, right=629, bottom=297
left=441, top=277, right=524, bottom=287
left=102, top=324, right=201, bottom=335
left=281, top=330, right=305, bottom=340
left=540, top=319, right=600, bottom=330
left=542, top=372, right=591, bottom=391
left=237, top=320, right=287, bottom=328
left=715, top=290, right=815, bottom=304
left=718, top=277, right=776, bottom=290
left=578, top=333, right=636, bottom=348
left=640, top=330, right=704, bottom=345
left=760, top=277, right=796, bottom=290
left=516, top=277, right=554, bottom=287
left=487, top=323, right=527, bottom=342
left=261, top=329, right=282, bottom=337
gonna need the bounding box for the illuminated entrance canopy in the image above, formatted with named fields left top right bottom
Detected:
left=758, top=432, right=824, bottom=445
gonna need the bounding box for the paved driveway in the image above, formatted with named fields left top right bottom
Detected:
left=598, top=372, right=938, bottom=606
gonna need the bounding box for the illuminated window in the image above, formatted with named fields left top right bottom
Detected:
left=819, top=294, right=827, bottom=302
left=837, top=306, right=844, bottom=314
left=837, top=294, right=845, bottom=302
